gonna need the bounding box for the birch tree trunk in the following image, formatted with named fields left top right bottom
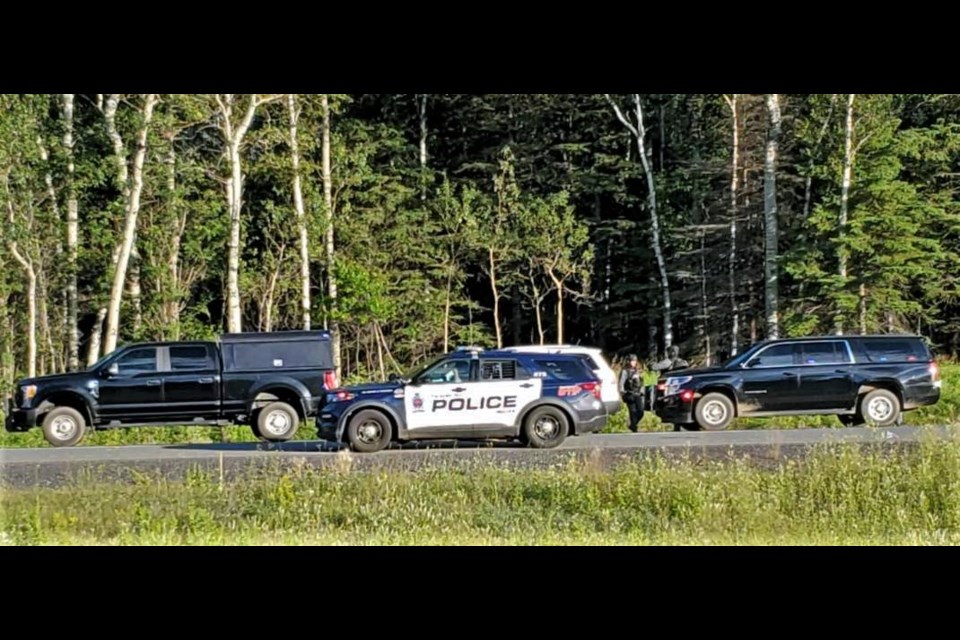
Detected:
left=836, top=94, right=856, bottom=335
left=214, top=94, right=281, bottom=334
left=321, top=95, right=341, bottom=374
left=488, top=248, right=503, bottom=348
left=723, top=94, right=740, bottom=355
left=103, top=93, right=158, bottom=356
left=164, top=141, right=187, bottom=339
left=10, top=243, right=37, bottom=378
left=288, top=94, right=311, bottom=330
left=606, top=94, right=672, bottom=348
left=419, top=94, right=428, bottom=200
left=63, top=94, right=79, bottom=371
left=763, top=94, right=782, bottom=339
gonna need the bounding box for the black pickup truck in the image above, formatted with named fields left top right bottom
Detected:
left=4, top=331, right=337, bottom=447
left=654, top=335, right=942, bottom=431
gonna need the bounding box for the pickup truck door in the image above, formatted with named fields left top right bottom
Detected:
left=97, top=346, right=166, bottom=422
left=159, top=344, right=221, bottom=421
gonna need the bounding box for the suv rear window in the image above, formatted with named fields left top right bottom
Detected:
left=860, top=338, right=929, bottom=363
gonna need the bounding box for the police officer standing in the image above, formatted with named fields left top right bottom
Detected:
left=651, top=345, right=690, bottom=431
left=619, top=354, right=645, bottom=433
left=651, top=346, right=689, bottom=373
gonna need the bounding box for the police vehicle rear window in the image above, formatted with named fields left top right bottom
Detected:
left=481, top=360, right=518, bottom=380
left=860, top=339, right=929, bottom=363
left=534, top=359, right=588, bottom=381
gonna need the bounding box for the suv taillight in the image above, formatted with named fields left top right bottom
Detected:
left=325, top=370, right=338, bottom=390
left=581, top=382, right=602, bottom=401
left=930, top=362, right=940, bottom=381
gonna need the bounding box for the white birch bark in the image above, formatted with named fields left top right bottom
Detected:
left=605, top=94, right=673, bottom=348
left=63, top=94, right=79, bottom=370
left=836, top=94, right=856, bottom=335
left=103, top=93, right=158, bottom=356
left=287, top=94, right=312, bottom=331
left=763, top=94, right=782, bottom=339
left=321, top=95, right=341, bottom=374
left=723, top=94, right=740, bottom=355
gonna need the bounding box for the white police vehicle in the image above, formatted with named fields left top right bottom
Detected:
left=318, top=347, right=609, bottom=452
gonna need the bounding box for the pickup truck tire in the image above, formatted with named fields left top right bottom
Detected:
left=860, top=389, right=901, bottom=427
left=523, top=406, right=569, bottom=449
left=41, top=406, right=86, bottom=447
left=694, top=393, right=735, bottom=431
left=346, top=410, right=393, bottom=453
left=256, top=402, right=300, bottom=442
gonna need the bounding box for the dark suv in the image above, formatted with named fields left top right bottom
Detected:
left=654, top=335, right=942, bottom=431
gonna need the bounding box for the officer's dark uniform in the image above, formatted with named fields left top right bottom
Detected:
left=619, top=355, right=645, bottom=433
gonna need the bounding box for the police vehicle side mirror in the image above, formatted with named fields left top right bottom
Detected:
left=388, top=373, right=400, bottom=382
left=101, top=363, right=119, bottom=378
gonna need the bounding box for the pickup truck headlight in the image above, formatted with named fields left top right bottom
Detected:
left=664, top=376, right=692, bottom=397
left=21, top=385, right=37, bottom=405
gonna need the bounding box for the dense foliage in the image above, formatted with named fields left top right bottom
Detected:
left=1, top=94, right=957, bottom=387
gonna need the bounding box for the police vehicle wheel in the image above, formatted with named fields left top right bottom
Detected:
left=347, top=410, right=393, bottom=453
left=860, top=389, right=901, bottom=427
left=256, top=402, right=299, bottom=442
left=523, top=406, right=569, bottom=449
left=41, top=406, right=86, bottom=447
left=694, top=393, right=734, bottom=431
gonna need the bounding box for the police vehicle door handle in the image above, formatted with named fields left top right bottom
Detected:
left=520, top=383, right=534, bottom=388
left=453, top=387, right=466, bottom=393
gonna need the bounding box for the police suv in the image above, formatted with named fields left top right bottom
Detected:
left=319, top=347, right=609, bottom=452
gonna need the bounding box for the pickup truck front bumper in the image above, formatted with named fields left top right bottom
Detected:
left=4, top=398, right=38, bottom=432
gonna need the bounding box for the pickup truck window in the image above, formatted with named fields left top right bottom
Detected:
left=116, top=347, right=158, bottom=376
left=170, top=345, right=215, bottom=371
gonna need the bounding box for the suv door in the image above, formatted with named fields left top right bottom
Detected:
left=797, top=341, right=856, bottom=410
left=97, top=346, right=165, bottom=422
left=161, top=344, right=221, bottom=421
left=741, top=343, right=801, bottom=411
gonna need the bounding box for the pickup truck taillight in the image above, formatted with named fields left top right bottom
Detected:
left=930, top=362, right=940, bottom=381
left=325, top=370, right=338, bottom=390
left=581, top=382, right=602, bottom=401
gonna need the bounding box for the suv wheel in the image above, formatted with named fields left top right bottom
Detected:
left=694, top=393, right=735, bottom=431
left=41, top=406, right=87, bottom=447
left=523, top=406, right=569, bottom=449
left=860, top=389, right=901, bottom=427
left=347, top=410, right=393, bottom=453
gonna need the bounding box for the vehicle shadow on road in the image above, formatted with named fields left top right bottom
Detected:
left=163, top=439, right=528, bottom=453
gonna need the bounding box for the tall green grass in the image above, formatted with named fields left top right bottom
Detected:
left=4, top=436, right=960, bottom=545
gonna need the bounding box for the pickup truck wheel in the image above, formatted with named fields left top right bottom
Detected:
left=694, top=393, right=735, bottom=431
left=860, top=389, right=901, bottom=427
left=523, top=406, right=569, bottom=449
left=347, top=410, right=393, bottom=453
left=256, top=402, right=299, bottom=442
left=41, top=407, right=86, bottom=447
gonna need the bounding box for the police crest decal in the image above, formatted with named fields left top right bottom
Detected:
left=413, top=393, right=424, bottom=411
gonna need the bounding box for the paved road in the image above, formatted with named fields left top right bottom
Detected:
left=2, top=426, right=957, bottom=488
